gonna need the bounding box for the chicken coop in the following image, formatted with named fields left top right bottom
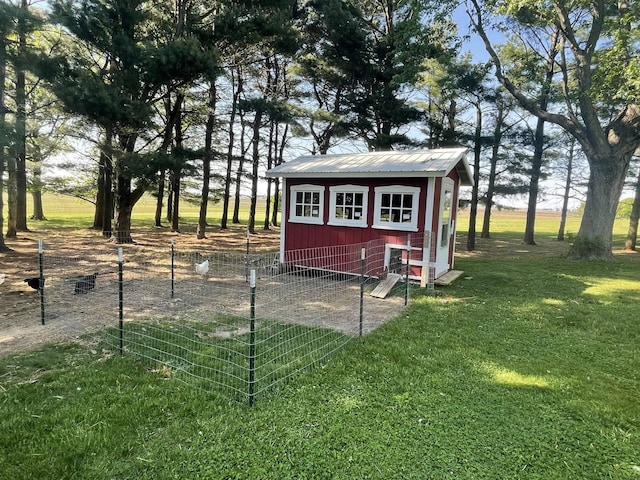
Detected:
left=266, top=148, right=473, bottom=283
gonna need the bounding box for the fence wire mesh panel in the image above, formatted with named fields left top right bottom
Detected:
left=37, top=247, right=120, bottom=338
left=12, top=233, right=433, bottom=403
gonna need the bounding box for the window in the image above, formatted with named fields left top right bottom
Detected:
left=440, top=185, right=453, bottom=247
left=289, top=184, right=325, bottom=224
left=328, top=185, right=369, bottom=227
left=373, top=186, right=420, bottom=231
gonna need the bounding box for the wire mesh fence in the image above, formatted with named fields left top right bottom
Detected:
left=16, top=233, right=434, bottom=403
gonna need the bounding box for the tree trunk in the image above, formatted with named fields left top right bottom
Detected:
left=166, top=188, right=173, bottom=223
left=0, top=35, right=8, bottom=250
left=569, top=155, right=630, bottom=258
left=248, top=109, right=262, bottom=234
left=94, top=129, right=113, bottom=236
left=0, top=160, right=7, bottom=250
left=466, top=105, right=482, bottom=251
left=15, top=0, right=27, bottom=231
left=113, top=176, right=135, bottom=244
left=114, top=202, right=134, bottom=244
left=271, top=178, right=280, bottom=227
left=170, top=171, right=180, bottom=233
left=271, top=128, right=286, bottom=227
left=6, top=156, right=17, bottom=238
left=155, top=170, right=165, bottom=227
left=523, top=116, right=546, bottom=245
left=30, top=162, right=46, bottom=220
left=557, top=138, right=575, bottom=242
left=624, top=168, right=640, bottom=250
left=222, top=69, right=241, bottom=229
left=171, top=96, right=184, bottom=234
left=197, top=82, right=216, bottom=239
left=112, top=147, right=145, bottom=244
left=31, top=161, right=47, bottom=221
left=31, top=190, right=45, bottom=220
left=156, top=91, right=184, bottom=229
left=481, top=96, right=503, bottom=239
left=232, top=156, right=244, bottom=224
left=263, top=121, right=275, bottom=231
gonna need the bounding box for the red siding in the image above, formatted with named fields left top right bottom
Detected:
left=284, top=177, right=430, bottom=252
left=282, top=169, right=463, bottom=278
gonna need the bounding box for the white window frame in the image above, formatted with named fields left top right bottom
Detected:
left=289, top=184, right=325, bottom=225
left=440, top=181, right=454, bottom=248
left=328, top=185, right=369, bottom=228
left=373, top=185, right=421, bottom=232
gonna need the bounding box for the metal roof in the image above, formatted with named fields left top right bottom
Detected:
left=266, top=148, right=473, bottom=186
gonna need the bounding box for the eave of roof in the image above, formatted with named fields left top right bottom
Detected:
left=266, top=148, right=473, bottom=186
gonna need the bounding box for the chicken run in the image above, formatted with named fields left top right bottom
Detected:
left=0, top=225, right=406, bottom=360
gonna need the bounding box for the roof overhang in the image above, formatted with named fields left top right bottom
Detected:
left=266, top=148, right=474, bottom=186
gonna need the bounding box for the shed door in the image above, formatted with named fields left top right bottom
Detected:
left=435, top=178, right=454, bottom=277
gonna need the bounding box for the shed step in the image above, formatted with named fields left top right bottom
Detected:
left=370, top=273, right=402, bottom=298
left=434, top=270, right=464, bottom=286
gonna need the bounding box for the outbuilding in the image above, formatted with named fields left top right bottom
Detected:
left=265, top=148, right=473, bottom=284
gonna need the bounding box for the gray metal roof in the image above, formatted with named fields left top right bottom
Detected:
left=266, top=148, right=473, bottom=186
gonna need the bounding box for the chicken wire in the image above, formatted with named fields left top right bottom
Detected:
left=27, top=233, right=433, bottom=403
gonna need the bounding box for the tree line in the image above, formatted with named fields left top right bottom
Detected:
left=0, top=0, right=638, bottom=258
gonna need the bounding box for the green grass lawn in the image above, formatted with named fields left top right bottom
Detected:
left=1, top=205, right=639, bottom=479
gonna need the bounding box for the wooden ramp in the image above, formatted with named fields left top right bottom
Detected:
left=370, top=273, right=402, bottom=298
left=434, top=270, right=464, bottom=286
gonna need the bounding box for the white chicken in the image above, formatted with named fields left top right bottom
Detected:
left=0, top=274, right=5, bottom=286
left=195, top=259, right=209, bottom=277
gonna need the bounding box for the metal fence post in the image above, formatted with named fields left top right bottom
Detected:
left=359, top=247, right=365, bottom=337
left=38, top=240, right=45, bottom=325
left=118, top=247, right=124, bottom=355
left=248, top=269, right=257, bottom=406
left=405, top=236, right=411, bottom=306
left=170, top=238, right=175, bottom=298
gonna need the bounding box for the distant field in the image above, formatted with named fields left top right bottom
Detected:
left=1, top=192, right=634, bottom=249
left=2, top=192, right=271, bottom=230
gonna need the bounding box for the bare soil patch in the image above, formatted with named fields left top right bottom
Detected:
left=0, top=224, right=281, bottom=357
left=0, top=224, right=405, bottom=358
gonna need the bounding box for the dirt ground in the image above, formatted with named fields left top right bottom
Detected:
left=0, top=224, right=283, bottom=358
left=0, top=223, right=407, bottom=358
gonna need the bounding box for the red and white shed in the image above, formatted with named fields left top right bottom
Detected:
left=266, top=148, right=473, bottom=283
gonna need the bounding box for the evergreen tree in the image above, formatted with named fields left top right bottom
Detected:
left=39, top=0, right=217, bottom=243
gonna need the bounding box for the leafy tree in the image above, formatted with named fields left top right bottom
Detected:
left=38, top=0, right=218, bottom=243
left=469, top=0, right=640, bottom=258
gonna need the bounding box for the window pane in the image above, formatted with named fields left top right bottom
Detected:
left=345, top=207, right=352, bottom=219
left=391, top=209, right=400, bottom=222
left=380, top=208, right=390, bottom=221
left=382, top=194, right=390, bottom=207
left=303, top=192, right=311, bottom=204
left=403, top=195, right=413, bottom=208
left=354, top=207, right=362, bottom=218
left=296, top=205, right=302, bottom=216
left=392, top=194, right=401, bottom=208
left=312, top=192, right=320, bottom=204
left=336, top=206, right=344, bottom=218
left=441, top=225, right=449, bottom=246
left=345, top=194, right=353, bottom=206
left=336, top=192, right=343, bottom=205
left=355, top=193, right=363, bottom=206
left=304, top=205, right=311, bottom=216
left=402, top=211, right=412, bottom=223
left=296, top=192, right=303, bottom=203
